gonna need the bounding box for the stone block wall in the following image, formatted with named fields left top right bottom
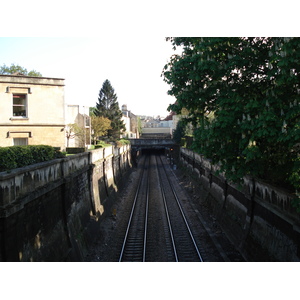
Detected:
left=0, top=75, right=66, bottom=149
left=179, top=148, right=300, bottom=261
left=0, top=145, right=131, bottom=261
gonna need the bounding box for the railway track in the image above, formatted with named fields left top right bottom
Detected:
left=118, top=154, right=204, bottom=262
left=118, top=155, right=150, bottom=262
left=156, top=155, right=203, bottom=262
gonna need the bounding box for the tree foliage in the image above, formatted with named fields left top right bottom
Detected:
left=0, top=63, right=42, bottom=77
left=65, top=123, right=88, bottom=147
left=91, top=115, right=111, bottom=144
left=162, top=37, right=300, bottom=190
left=94, top=79, right=125, bottom=140
left=173, top=119, right=186, bottom=144
left=0, top=145, right=65, bottom=172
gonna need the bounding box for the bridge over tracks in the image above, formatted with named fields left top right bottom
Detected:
left=129, top=139, right=179, bottom=167
left=130, top=138, right=176, bottom=151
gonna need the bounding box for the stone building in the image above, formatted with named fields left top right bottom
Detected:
left=65, top=105, right=91, bottom=148
left=121, top=104, right=140, bottom=138
left=0, top=74, right=66, bottom=149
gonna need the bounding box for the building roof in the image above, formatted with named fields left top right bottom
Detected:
left=0, top=73, right=65, bottom=80
left=0, top=74, right=65, bottom=86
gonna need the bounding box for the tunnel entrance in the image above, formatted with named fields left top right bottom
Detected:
left=130, top=138, right=178, bottom=167
left=141, top=148, right=166, bottom=155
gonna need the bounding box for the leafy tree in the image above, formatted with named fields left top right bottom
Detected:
left=89, top=107, right=97, bottom=116
left=94, top=79, right=125, bottom=140
left=65, top=123, right=85, bottom=147
left=173, top=119, right=186, bottom=144
left=91, top=115, right=111, bottom=144
left=162, top=37, right=300, bottom=191
left=28, top=70, right=42, bottom=77
left=0, top=63, right=42, bottom=76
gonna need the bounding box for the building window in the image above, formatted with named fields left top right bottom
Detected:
left=13, top=94, right=27, bottom=117
left=85, top=115, right=90, bottom=127
left=13, top=138, right=28, bottom=146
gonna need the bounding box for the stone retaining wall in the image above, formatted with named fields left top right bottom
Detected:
left=0, top=145, right=131, bottom=261
left=180, top=148, right=300, bottom=261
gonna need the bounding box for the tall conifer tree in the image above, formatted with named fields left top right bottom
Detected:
left=95, top=79, right=125, bottom=140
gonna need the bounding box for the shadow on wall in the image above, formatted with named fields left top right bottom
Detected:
left=179, top=148, right=300, bottom=262
left=0, top=145, right=132, bottom=261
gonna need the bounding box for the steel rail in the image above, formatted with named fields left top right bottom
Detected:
left=155, top=155, right=178, bottom=262
left=143, top=165, right=150, bottom=262
left=159, top=155, right=204, bottom=262
left=118, top=156, right=150, bottom=262
left=118, top=156, right=147, bottom=262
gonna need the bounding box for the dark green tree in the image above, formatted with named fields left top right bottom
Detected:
left=94, top=79, right=125, bottom=140
left=0, top=63, right=42, bottom=76
left=162, top=37, right=300, bottom=191
left=173, top=119, right=186, bottom=145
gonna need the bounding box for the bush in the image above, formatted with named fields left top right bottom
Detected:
left=66, top=147, right=85, bottom=154
left=96, top=141, right=111, bottom=148
left=0, top=145, right=66, bottom=172
left=116, top=139, right=130, bottom=147
left=0, top=147, right=18, bottom=171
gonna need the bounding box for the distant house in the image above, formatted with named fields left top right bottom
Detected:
left=0, top=74, right=66, bottom=149
left=65, top=105, right=91, bottom=148
left=121, top=104, right=140, bottom=139
left=139, top=115, right=173, bottom=138
left=159, top=120, right=173, bottom=128
left=144, top=119, right=160, bottom=128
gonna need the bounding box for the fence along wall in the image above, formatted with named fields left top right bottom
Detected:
left=180, top=148, right=300, bottom=261
left=0, top=145, right=131, bottom=261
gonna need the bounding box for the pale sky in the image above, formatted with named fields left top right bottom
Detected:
left=1, top=1, right=294, bottom=118
left=0, top=37, right=177, bottom=117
